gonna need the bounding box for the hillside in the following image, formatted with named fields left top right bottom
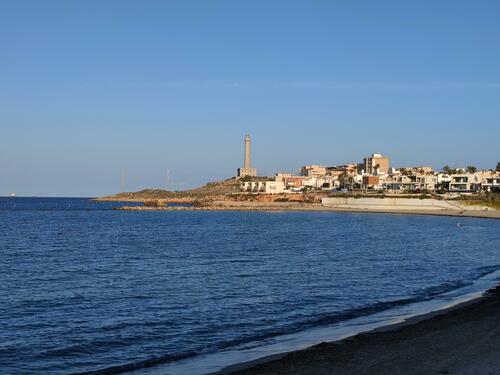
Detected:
left=97, top=178, right=242, bottom=201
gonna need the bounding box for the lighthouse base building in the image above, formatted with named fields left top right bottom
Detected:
left=237, top=167, right=257, bottom=178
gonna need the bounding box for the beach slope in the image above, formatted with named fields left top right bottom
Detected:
left=226, top=287, right=500, bottom=375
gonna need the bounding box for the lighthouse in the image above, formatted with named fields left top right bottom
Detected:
left=237, top=134, right=257, bottom=178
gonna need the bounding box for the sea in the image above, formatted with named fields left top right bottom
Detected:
left=1, top=197, right=500, bottom=375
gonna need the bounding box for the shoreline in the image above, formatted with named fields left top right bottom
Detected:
left=126, top=269, right=500, bottom=375
left=219, top=282, right=500, bottom=375
left=113, top=203, right=500, bottom=220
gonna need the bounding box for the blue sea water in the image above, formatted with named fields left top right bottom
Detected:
left=1, top=197, right=499, bottom=375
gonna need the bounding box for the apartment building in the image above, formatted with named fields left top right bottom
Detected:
left=300, top=165, right=327, bottom=177
left=364, top=153, right=389, bottom=174
left=483, top=176, right=500, bottom=192
left=326, top=164, right=358, bottom=175
left=449, top=174, right=482, bottom=192
left=383, top=173, right=437, bottom=192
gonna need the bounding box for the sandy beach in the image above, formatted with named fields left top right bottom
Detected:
left=222, top=286, right=500, bottom=375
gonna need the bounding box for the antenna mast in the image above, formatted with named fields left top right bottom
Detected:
left=120, top=169, right=125, bottom=193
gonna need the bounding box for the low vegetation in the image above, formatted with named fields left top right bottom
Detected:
left=98, top=178, right=242, bottom=201
left=450, top=193, right=500, bottom=210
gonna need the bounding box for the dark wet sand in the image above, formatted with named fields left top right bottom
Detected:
left=222, top=286, right=500, bottom=375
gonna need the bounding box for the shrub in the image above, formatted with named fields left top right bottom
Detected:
left=275, top=197, right=289, bottom=202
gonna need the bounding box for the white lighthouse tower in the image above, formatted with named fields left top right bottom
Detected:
left=237, top=134, right=257, bottom=178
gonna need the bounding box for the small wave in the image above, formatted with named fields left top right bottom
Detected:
left=70, top=268, right=500, bottom=375
left=475, top=264, right=500, bottom=277
left=73, top=351, right=198, bottom=375
left=66, top=297, right=422, bottom=374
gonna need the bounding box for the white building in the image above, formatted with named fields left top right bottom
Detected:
left=240, top=180, right=286, bottom=194
left=264, top=180, right=286, bottom=194
left=482, top=175, right=500, bottom=192
left=449, top=173, right=482, bottom=192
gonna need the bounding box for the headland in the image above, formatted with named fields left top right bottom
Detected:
left=97, top=135, right=500, bottom=219
left=97, top=178, right=500, bottom=219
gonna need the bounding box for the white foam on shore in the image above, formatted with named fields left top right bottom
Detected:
left=128, top=269, right=500, bottom=375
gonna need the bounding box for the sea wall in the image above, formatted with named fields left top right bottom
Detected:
left=321, top=197, right=488, bottom=211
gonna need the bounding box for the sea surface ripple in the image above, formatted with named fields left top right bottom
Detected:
left=1, top=197, right=499, bottom=374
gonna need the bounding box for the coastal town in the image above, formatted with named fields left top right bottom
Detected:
left=238, top=134, right=500, bottom=195
left=104, top=134, right=500, bottom=219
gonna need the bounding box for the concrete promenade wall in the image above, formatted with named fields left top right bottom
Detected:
left=321, top=197, right=469, bottom=211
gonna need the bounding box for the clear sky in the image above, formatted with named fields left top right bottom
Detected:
left=1, top=1, right=499, bottom=196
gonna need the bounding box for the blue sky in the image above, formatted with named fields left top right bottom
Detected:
left=1, top=1, right=499, bottom=196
